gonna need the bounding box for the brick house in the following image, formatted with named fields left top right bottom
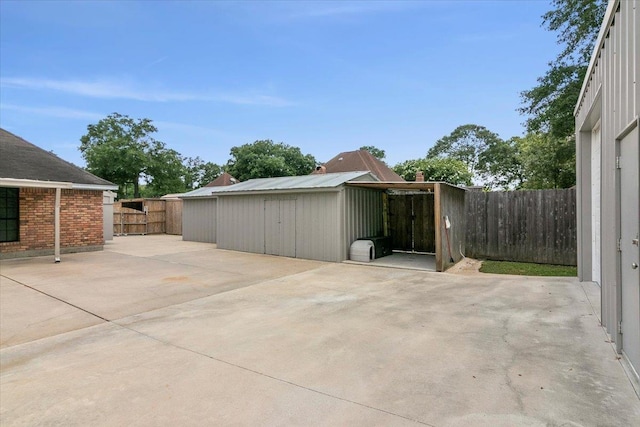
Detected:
left=0, top=128, right=117, bottom=261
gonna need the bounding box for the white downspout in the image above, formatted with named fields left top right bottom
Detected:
left=54, top=187, right=61, bottom=263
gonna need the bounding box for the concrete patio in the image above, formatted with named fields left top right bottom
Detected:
left=1, top=235, right=638, bottom=426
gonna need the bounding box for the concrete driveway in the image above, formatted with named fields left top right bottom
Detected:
left=1, top=235, right=638, bottom=426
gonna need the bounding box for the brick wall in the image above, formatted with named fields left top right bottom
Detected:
left=0, top=188, right=104, bottom=257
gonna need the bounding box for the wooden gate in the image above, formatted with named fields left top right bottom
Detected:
left=388, top=194, right=435, bottom=253
left=113, top=199, right=168, bottom=235
left=114, top=207, right=147, bottom=235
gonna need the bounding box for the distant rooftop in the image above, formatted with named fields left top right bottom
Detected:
left=204, top=172, right=239, bottom=187
left=312, top=150, right=405, bottom=182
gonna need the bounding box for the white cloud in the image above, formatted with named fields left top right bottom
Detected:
left=266, top=0, right=424, bottom=21
left=456, top=31, right=518, bottom=44
left=216, top=93, right=295, bottom=107
left=0, top=103, right=104, bottom=120
left=0, top=103, right=233, bottom=137
left=0, top=77, right=204, bottom=102
left=1, top=76, right=295, bottom=107
left=143, top=56, right=169, bottom=68
left=155, top=120, right=232, bottom=138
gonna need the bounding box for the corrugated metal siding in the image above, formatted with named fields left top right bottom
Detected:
left=182, top=198, right=217, bottom=243
left=216, top=192, right=343, bottom=262
left=575, top=0, right=639, bottom=344
left=295, top=192, right=341, bottom=262
left=343, top=186, right=384, bottom=260
left=217, top=196, right=265, bottom=254
left=265, top=198, right=296, bottom=257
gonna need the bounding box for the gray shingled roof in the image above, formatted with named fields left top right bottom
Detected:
left=0, top=128, right=116, bottom=188
left=182, top=171, right=375, bottom=198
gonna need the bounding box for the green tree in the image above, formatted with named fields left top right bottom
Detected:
left=183, top=156, right=223, bottom=189
left=427, top=124, right=520, bottom=188
left=201, top=162, right=223, bottom=186
left=517, top=133, right=576, bottom=189
left=393, top=157, right=473, bottom=186
left=80, top=113, right=187, bottom=198
left=143, top=147, right=186, bottom=197
left=477, top=137, right=523, bottom=190
left=359, top=145, right=386, bottom=160
left=225, top=140, right=316, bottom=182
left=519, top=0, right=606, bottom=138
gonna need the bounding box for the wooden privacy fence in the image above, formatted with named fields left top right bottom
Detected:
left=113, top=198, right=182, bottom=236
left=465, top=188, right=577, bottom=266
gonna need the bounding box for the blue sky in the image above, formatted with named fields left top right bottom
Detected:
left=0, top=0, right=559, bottom=169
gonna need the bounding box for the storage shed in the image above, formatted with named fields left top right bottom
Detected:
left=182, top=172, right=382, bottom=262
left=181, top=172, right=465, bottom=271
left=575, top=0, right=639, bottom=380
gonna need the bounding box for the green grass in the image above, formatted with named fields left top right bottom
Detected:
left=479, top=260, right=577, bottom=277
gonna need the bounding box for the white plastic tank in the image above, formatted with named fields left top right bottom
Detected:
left=350, top=240, right=374, bottom=262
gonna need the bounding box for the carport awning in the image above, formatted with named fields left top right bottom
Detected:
left=346, top=181, right=437, bottom=192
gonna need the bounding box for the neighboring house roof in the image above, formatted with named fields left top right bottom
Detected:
left=204, top=172, right=239, bottom=187
left=182, top=171, right=377, bottom=198
left=313, top=150, right=405, bottom=182
left=0, top=128, right=117, bottom=190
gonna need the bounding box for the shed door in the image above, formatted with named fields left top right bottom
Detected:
left=413, top=194, right=435, bottom=253
left=265, top=199, right=296, bottom=257
left=388, top=195, right=412, bottom=250
left=591, top=123, right=602, bottom=284
left=388, top=194, right=435, bottom=253
left=619, top=127, right=639, bottom=373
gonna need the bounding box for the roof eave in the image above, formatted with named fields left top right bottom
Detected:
left=184, top=186, right=344, bottom=198
left=72, top=183, right=119, bottom=191
left=0, top=178, right=73, bottom=189
left=574, top=0, right=619, bottom=116
left=0, top=178, right=117, bottom=191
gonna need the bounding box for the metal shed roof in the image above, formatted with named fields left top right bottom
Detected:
left=182, top=171, right=375, bottom=198
left=346, top=181, right=467, bottom=192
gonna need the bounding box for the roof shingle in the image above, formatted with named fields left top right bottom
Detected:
left=0, top=128, right=116, bottom=187
left=204, top=172, right=239, bottom=187
left=313, top=150, right=405, bottom=181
